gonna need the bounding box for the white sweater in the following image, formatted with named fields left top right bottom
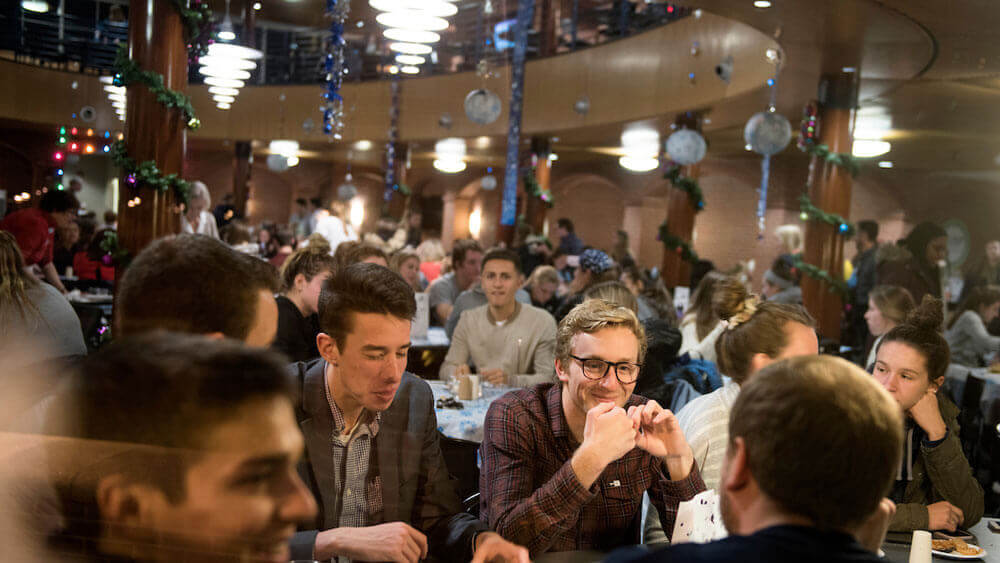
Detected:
left=440, top=302, right=557, bottom=387
left=946, top=310, right=1000, bottom=366
left=678, top=317, right=726, bottom=364
left=675, top=381, right=742, bottom=491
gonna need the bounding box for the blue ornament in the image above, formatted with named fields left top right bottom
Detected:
left=839, top=223, right=849, bottom=233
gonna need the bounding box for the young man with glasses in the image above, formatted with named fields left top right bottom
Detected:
left=479, top=299, right=705, bottom=557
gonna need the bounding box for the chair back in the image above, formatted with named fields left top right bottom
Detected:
left=438, top=433, right=480, bottom=501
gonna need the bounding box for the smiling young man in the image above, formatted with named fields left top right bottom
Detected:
left=427, top=238, right=484, bottom=326
left=441, top=248, right=557, bottom=387
left=47, top=333, right=317, bottom=563
left=288, top=262, right=528, bottom=563
left=479, top=299, right=705, bottom=557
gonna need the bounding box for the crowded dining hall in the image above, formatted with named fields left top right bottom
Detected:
left=2, top=0, right=1000, bottom=561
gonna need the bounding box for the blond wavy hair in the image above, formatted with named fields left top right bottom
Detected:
left=556, top=298, right=647, bottom=368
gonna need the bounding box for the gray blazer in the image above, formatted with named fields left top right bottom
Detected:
left=288, top=359, right=487, bottom=560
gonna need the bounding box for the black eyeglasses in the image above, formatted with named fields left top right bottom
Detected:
left=569, top=355, right=643, bottom=384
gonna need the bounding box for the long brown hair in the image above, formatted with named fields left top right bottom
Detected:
left=713, top=277, right=815, bottom=383
left=869, top=285, right=915, bottom=326
left=948, top=285, right=1000, bottom=329
left=0, top=231, right=41, bottom=325
left=685, top=271, right=728, bottom=340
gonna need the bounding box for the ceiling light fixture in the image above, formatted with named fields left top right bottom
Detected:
left=395, top=54, right=426, bottom=65
left=21, top=0, right=49, bottom=13
left=388, top=42, right=433, bottom=55
left=619, top=127, right=660, bottom=173
left=400, top=65, right=420, bottom=74
left=434, top=137, right=467, bottom=173
left=753, top=0, right=772, bottom=8
left=369, top=0, right=457, bottom=18
left=852, top=139, right=891, bottom=158
left=383, top=28, right=441, bottom=43
left=878, top=161, right=893, bottom=168
left=199, top=0, right=263, bottom=110
left=376, top=11, right=449, bottom=31
left=618, top=156, right=659, bottom=173
left=100, top=76, right=126, bottom=122
left=355, top=140, right=373, bottom=150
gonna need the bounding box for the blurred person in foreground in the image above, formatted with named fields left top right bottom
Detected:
left=288, top=263, right=528, bottom=563
left=611, top=355, right=903, bottom=562
left=115, top=234, right=279, bottom=347
left=46, top=333, right=317, bottom=562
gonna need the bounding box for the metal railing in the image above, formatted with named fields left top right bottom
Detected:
left=1, top=1, right=692, bottom=86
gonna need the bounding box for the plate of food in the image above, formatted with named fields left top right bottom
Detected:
left=932, top=538, right=986, bottom=559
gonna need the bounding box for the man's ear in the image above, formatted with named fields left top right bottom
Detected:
left=95, top=475, right=163, bottom=529
left=721, top=437, right=751, bottom=494
left=554, top=357, right=570, bottom=384
left=317, top=332, right=341, bottom=366
left=748, top=352, right=773, bottom=376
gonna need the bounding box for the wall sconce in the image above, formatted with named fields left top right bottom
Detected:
left=469, top=207, right=482, bottom=239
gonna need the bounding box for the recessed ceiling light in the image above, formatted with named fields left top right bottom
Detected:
left=842, top=66, right=857, bottom=73
left=878, top=161, right=893, bottom=168
left=21, top=0, right=49, bottom=13
left=252, top=2, right=261, bottom=10
left=753, top=0, right=772, bottom=7
left=354, top=140, right=373, bottom=150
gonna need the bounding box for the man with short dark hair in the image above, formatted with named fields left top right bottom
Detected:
left=115, top=234, right=280, bottom=347
left=289, top=263, right=528, bottom=563
left=47, top=332, right=318, bottom=562
left=1, top=190, right=80, bottom=293
left=555, top=217, right=584, bottom=256
left=441, top=249, right=557, bottom=387
left=611, top=355, right=903, bottom=562
left=480, top=299, right=704, bottom=557
left=427, top=238, right=483, bottom=325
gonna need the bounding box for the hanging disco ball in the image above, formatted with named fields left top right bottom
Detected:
left=574, top=95, right=590, bottom=115
left=337, top=175, right=358, bottom=201
left=743, top=111, right=792, bottom=156
left=266, top=154, right=289, bottom=172
left=480, top=175, right=497, bottom=191
left=464, top=89, right=502, bottom=125
left=665, top=129, right=707, bottom=165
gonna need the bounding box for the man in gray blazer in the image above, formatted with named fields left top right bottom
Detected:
left=288, top=263, right=527, bottom=563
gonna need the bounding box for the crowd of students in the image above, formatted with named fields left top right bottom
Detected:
left=0, top=194, right=994, bottom=561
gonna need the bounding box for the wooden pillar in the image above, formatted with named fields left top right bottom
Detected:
left=525, top=137, right=550, bottom=235
left=537, top=0, right=557, bottom=57
left=660, top=112, right=701, bottom=289
left=801, top=72, right=858, bottom=340
left=441, top=190, right=456, bottom=249
left=232, top=141, right=252, bottom=218
left=117, top=0, right=187, bottom=254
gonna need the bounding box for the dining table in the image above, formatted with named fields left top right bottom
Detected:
left=428, top=379, right=514, bottom=443
left=530, top=517, right=1000, bottom=562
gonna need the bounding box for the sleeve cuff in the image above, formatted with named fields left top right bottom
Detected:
left=921, top=428, right=950, bottom=449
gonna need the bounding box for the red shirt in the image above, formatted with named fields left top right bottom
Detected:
left=0, top=208, right=56, bottom=266
left=73, top=251, right=116, bottom=282
left=420, top=261, right=442, bottom=284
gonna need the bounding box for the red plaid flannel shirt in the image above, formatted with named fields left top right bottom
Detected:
left=480, top=383, right=705, bottom=556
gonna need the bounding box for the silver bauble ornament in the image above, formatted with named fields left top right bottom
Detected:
left=665, top=129, right=707, bottom=165
left=266, top=154, right=289, bottom=172
left=438, top=113, right=453, bottom=129
left=464, top=89, right=502, bottom=125
left=574, top=96, right=590, bottom=115
left=743, top=111, right=792, bottom=156
left=480, top=175, right=497, bottom=191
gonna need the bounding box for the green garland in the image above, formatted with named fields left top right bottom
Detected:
left=803, top=143, right=859, bottom=177
left=168, top=0, right=213, bottom=60
left=790, top=255, right=849, bottom=296
left=523, top=164, right=553, bottom=206
left=99, top=229, right=132, bottom=268
left=657, top=221, right=699, bottom=263
left=113, top=45, right=201, bottom=130
left=664, top=165, right=705, bottom=212
left=111, top=140, right=191, bottom=206
left=799, top=194, right=855, bottom=238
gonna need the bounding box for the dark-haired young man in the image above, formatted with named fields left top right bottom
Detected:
left=47, top=333, right=318, bottom=562
left=428, top=238, right=483, bottom=325
left=555, top=217, right=584, bottom=256
left=289, top=263, right=528, bottom=563
left=1, top=190, right=80, bottom=293
left=611, top=356, right=902, bottom=562
left=441, top=248, right=557, bottom=387
left=115, top=234, right=279, bottom=347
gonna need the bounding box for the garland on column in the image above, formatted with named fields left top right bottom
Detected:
left=113, top=45, right=201, bottom=130
left=791, top=104, right=861, bottom=293
left=657, top=221, right=699, bottom=264
left=110, top=140, right=192, bottom=205
left=168, top=0, right=213, bottom=63
left=664, top=165, right=705, bottom=212
left=99, top=230, right=132, bottom=268
left=799, top=194, right=855, bottom=237
left=523, top=156, right=553, bottom=206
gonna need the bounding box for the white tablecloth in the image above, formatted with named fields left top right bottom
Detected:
left=946, top=365, right=1000, bottom=416
left=429, top=380, right=512, bottom=443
